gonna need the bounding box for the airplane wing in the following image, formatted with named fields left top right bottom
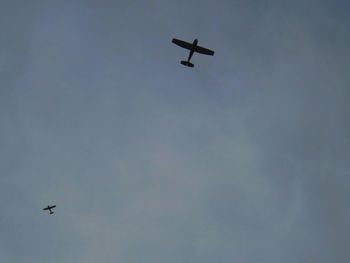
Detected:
left=50, top=205, right=56, bottom=209
left=195, top=45, right=214, bottom=56
left=172, top=38, right=193, bottom=50
left=43, top=207, right=49, bottom=210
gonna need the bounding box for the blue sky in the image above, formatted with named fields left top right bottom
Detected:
left=1, top=1, right=349, bottom=262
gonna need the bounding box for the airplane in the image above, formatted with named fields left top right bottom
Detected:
left=43, top=205, right=56, bottom=215
left=172, top=38, right=214, bottom=67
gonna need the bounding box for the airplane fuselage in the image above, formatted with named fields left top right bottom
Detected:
left=47, top=206, right=54, bottom=214
left=187, top=39, right=198, bottom=62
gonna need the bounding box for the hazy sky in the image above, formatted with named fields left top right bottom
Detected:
left=1, top=1, right=349, bottom=263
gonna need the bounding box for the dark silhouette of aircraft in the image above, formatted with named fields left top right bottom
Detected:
left=172, top=38, right=214, bottom=67
left=43, top=205, right=56, bottom=215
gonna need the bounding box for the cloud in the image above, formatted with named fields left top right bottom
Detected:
left=0, top=1, right=349, bottom=263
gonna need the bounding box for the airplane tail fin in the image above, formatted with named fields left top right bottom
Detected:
left=181, top=60, right=194, bottom=67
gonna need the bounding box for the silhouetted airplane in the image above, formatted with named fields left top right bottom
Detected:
left=172, top=38, right=214, bottom=67
left=43, top=205, right=56, bottom=215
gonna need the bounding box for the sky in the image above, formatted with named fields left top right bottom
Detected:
left=0, top=0, right=349, bottom=262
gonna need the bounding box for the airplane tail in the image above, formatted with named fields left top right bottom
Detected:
left=181, top=60, right=194, bottom=67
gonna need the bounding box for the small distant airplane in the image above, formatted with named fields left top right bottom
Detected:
left=172, top=38, right=214, bottom=67
left=43, top=205, right=56, bottom=215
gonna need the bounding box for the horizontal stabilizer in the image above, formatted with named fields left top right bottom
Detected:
left=181, top=61, right=194, bottom=67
